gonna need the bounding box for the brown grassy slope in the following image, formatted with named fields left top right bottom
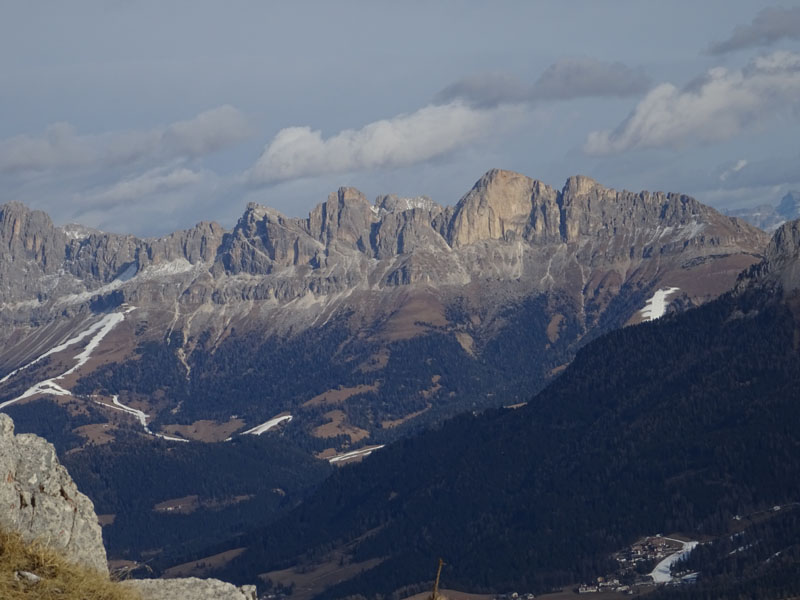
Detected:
left=0, top=528, right=141, bottom=600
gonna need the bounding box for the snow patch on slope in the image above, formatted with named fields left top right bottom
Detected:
left=141, top=259, right=194, bottom=277
left=243, top=414, right=293, bottom=435
left=639, top=287, right=680, bottom=322
left=677, top=221, right=706, bottom=241
left=0, top=308, right=134, bottom=409
left=0, top=312, right=124, bottom=385
left=56, top=271, right=136, bottom=306
left=329, top=445, right=385, bottom=464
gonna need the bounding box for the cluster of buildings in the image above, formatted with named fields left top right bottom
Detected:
left=493, top=592, right=535, bottom=600
left=577, top=577, right=632, bottom=594
left=615, top=536, right=678, bottom=570
left=577, top=535, right=685, bottom=594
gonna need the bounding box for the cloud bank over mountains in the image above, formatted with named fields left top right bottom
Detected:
left=584, top=50, right=800, bottom=155
left=0, top=105, right=250, bottom=174
left=247, top=102, right=503, bottom=185
left=248, top=57, right=650, bottom=185
left=1, top=3, right=799, bottom=235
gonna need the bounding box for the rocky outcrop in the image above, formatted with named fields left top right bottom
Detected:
left=123, top=578, right=257, bottom=600
left=0, top=413, right=108, bottom=573
left=0, top=413, right=261, bottom=599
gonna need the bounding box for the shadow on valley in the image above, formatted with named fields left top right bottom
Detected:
left=207, top=288, right=800, bottom=599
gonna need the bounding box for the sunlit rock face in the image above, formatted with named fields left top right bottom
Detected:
left=0, top=170, right=770, bottom=441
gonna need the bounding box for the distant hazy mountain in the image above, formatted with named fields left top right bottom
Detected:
left=726, top=190, right=800, bottom=231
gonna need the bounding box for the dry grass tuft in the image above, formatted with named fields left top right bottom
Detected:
left=0, top=527, right=141, bottom=600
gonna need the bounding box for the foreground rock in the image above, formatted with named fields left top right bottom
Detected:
left=0, top=412, right=260, bottom=599
left=123, top=578, right=257, bottom=600
left=0, top=412, right=108, bottom=573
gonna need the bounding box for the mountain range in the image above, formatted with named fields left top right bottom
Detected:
left=0, top=170, right=767, bottom=441
left=0, top=168, right=777, bottom=581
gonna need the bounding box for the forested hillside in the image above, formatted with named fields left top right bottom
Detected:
left=212, top=283, right=800, bottom=598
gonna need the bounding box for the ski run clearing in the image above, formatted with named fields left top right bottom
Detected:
left=639, top=287, right=680, bottom=322
left=649, top=538, right=698, bottom=583
left=0, top=305, right=187, bottom=443
left=243, top=414, right=293, bottom=435
left=329, top=445, right=385, bottom=464
left=0, top=308, right=133, bottom=410
left=94, top=395, right=188, bottom=443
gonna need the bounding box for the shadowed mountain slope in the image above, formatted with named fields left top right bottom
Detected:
left=213, top=220, right=800, bottom=599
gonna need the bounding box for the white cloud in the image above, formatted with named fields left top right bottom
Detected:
left=714, top=152, right=800, bottom=189
left=0, top=105, right=250, bottom=173
left=584, top=51, right=800, bottom=155
left=719, top=159, right=748, bottom=181
left=248, top=102, right=500, bottom=184
left=710, top=6, right=800, bottom=54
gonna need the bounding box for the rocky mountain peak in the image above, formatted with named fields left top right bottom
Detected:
left=144, top=220, right=226, bottom=266
left=305, top=186, right=375, bottom=250
left=0, top=201, right=66, bottom=270
left=448, top=168, right=558, bottom=247
left=62, top=222, right=101, bottom=241
left=562, top=174, right=603, bottom=197
left=725, top=190, right=800, bottom=231
left=333, top=186, right=370, bottom=207
left=778, top=191, right=800, bottom=220
left=737, top=218, right=800, bottom=294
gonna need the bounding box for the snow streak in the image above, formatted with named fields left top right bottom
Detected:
left=639, top=287, right=680, bottom=322
left=0, top=308, right=133, bottom=410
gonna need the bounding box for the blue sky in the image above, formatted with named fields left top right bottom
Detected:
left=2, top=1, right=799, bottom=235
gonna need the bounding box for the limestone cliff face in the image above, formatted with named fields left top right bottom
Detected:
left=0, top=169, right=769, bottom=310
left=0, top=202, right=71, bottom=304
left=0, top=413, right=108, bottom=574
left=769, top=220, right=800, bottom=293
left=308, top=186, right=375, bottom=251
left=0, top=169, right=771, bottom=376
left=0, top=202, right=68, bottom=272
left=448, top=169, right=561, bottom=247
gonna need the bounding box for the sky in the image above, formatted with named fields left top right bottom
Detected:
left=1, top=1, right=800, bottom=236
